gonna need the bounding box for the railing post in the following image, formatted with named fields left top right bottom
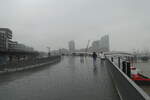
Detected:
left=122, top=61, right=126, bottom=73
left=127, top=62, right=131, bottom=78
left=118, top=57, right=120, bottom=68
left=111, top=57, right=114, bottom=62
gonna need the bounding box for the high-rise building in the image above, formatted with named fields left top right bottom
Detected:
left=8, top=41, right=18, bottom=49
left=92, top=40, right=100, bottom=52
left=99, top=35, right=110, bottom=52
left=90, top=35, right=110, bottom=53
left=0, top=28, right=12, bottom=51
left=68, top=40, right=75, bottom=53
left=0, top=28, right=34, bottom=52
left=0, top=28, right=35, bottom=64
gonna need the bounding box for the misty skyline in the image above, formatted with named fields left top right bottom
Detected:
left=0, top=0, right=150, bottom=52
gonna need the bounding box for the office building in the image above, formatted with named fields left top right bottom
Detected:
left=90, top=35, right=110, bottom=53
left=91, top=40, right=100, bottom=52
left=68, top=40, right=75, bottom=53
left=14, top=43, right=34, bottom=52
left=0, top=28, right=34, bottom=52
left=0, top=28, right=12, bottom=51
left=99, top=35, right=110, bottom=52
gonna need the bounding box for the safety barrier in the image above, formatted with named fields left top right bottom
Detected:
left=0, top=56, right=61, bottom=73
left=106, top=58, right=150, bottom=100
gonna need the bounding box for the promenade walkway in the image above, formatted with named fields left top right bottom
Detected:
left=0, top=57, right=120, bottom=100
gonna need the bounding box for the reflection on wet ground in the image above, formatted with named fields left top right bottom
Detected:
left=0, top=56, right=119, bottom=100
left=80, top=56, right=84, bottom=64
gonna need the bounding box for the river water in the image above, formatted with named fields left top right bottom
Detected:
left=134, top=60, right=150, bottom=77
left=134, top=60, right=150, bottom=95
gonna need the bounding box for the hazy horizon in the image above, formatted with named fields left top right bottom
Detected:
left=0, top=0, right=150, bottom=52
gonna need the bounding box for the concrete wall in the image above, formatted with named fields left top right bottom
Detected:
left=105, top=58, right=150, bottom=100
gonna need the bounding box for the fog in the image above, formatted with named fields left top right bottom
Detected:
left=0, top=0, right=150, bottom=52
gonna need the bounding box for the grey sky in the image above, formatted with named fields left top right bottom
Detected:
left=0, top=0, right=150, bottom=52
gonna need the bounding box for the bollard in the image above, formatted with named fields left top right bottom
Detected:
left=118, top=57, right=120, bottom=68
left=122, top=61, right=126, bottom=73
left=126, top=62, right=131, bottom=78
left=111, top=57, right=114, bottom=62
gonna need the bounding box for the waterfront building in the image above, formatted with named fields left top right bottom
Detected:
left=68, top=40, right=75, bottom=53
left=0, top=28, right=35, bottom=64
left=92, top=40, right=100, bottom=52
left=0, top=28, right=12, bottom=51
left=99, top=35, right=110, bottom=52
left=90, top=35, right=110, bottom=53
left=8, top=41, right=18, bottom=50
left=59, top=48, right=69, bottom=55
left=0, top=28, right=34, bottom=52
left=14, top=43, right=34, bottom=52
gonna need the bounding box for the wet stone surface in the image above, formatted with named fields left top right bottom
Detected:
left=0, top=56, right=120, bottom=100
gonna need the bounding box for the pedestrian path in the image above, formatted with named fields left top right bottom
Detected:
left=0, top=56, right=120, bottom=100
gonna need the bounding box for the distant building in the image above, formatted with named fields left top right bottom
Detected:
left=99, top=35, right=110, bottom=52
left=14, top=43, right=34, bottom=52
left=59, top=48, right=69, bottom=55
left=0, top=28, right=12, bottom=51
left=0, top=28, right=36, bottom=64
left=92, top=40, right=100, bottom=52
left=8, top=41, right=18, bottom=49
left=0, top=28, right=34, bottom=52
left=68, top=40, right=75, bottom=53
left=90, top=35, right=110, bottom=53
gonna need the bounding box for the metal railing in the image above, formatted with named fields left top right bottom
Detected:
left=0, top=56, right=61, bottom=71
left=105, top=58, right=150, bottom=100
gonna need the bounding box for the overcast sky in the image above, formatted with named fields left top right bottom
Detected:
left=0, top=0, right=150, bottom=52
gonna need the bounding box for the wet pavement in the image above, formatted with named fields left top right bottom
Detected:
left=0, top=56, right=120, bottom=100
